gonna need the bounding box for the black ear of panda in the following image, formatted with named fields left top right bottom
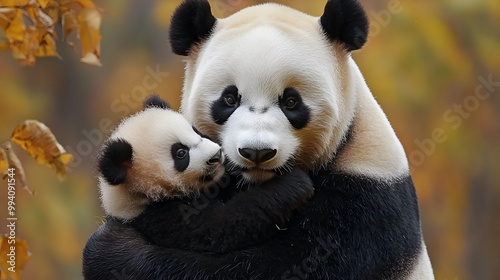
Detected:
left=169, top=0, right=217, bottom=56
left=320, top=0, right=369, bottom=51
left=143, top=95, right=171, bottom=110
left=98, top=138, right=133, bottom=186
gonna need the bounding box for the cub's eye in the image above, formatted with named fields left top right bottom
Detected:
left=285, top=97, right=297, bottom=109
left=224, top=95, right=237, bottom=107
left=176, top=148, right=188, bottom=159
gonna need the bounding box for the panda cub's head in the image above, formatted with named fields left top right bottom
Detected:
left=98, top=95, right=224, bottom=221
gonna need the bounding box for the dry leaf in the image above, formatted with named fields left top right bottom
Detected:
left=10, top=120, right=73, bottom=180
left=0, top=0, right=101, bottom=66
left=61, top=10, right=78, bottom=41
left=0, top=146, right=8, bottom=175
left=37, top=0, right=53, bottom=9
left=0, top=141, right=31, bottom=194
left=4, top=9, right=25, bottom=42
left=0, top=8, right=16, bottom=30
left=0, top=40, right=8, bottom=51
left=0, top=0, right=30, bottom=7
left=0, top=234, right=32, bottom=280
left=36, top=33, right=60, bottom=58
left=78, top=7, right=101, bottom=66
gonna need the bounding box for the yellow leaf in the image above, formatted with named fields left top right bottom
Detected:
left=0, top=0, right=29, bottom=6
left=0, top=234, right=32, bottom=280
left=78, top=8, right=101, bottom=66
left=61, top=10, right=78, bottom=40
left=43, top=4, right=60, bottom=23
left=10, top=120, right=73, bottom=180
left=0, top=8, right=16, bottom=31
left=4, top=9, right=25, bottom=42
left=37, top=0, right=50, bottom=8
left=0, top=40, right=9, bottom=51
left=0, top=147, right=7, bottom=175
left=36, top=33, right=60, bottom=58
left=60, top=0, right=95, bottom=8
left=76, top=0, right=96, bottom=8
left=80, top=51, right=101, bottom=66
left=0, top=141, right=31, bottom=194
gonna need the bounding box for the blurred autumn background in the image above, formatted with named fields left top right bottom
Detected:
left=0, top=0, right=498, bottom=279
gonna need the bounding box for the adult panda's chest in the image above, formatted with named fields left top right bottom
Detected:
left=276, top=168, right=423, bottom=279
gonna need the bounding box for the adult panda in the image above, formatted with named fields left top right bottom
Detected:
left=82, top=0, right=434, bottom=279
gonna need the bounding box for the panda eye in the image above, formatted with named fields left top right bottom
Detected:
left=176, top=148, right=188, bottom=159
left=285, top=97, right=297, bottom=109
left=224, top=95, right=237, bottom=107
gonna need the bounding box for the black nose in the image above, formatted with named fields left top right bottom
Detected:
left=238, top=148, right=277, bottom=164
left=207, top=149, right=222, bottom=165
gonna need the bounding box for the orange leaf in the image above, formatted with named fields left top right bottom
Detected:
left=10, top=120, right=73, bottom=180
left=0, top=234, right=32, bottom=280
left=0, top=141, right=31, bottom=194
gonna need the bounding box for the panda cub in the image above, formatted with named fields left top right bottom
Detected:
left=97, top=95, right=313, bottom=253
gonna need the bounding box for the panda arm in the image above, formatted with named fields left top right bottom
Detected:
left=131, top=167, right=313, bottom=253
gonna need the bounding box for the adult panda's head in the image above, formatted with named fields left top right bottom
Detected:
left=97, top=95, right=224, bottom=220
left=170, top=0, right=408, bottom=183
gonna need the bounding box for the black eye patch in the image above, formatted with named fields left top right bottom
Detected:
left=279, top=88, right=310, bottom=129
left=211, top=85, right=241, bottom=125
left=171, top=143, right=190, bottom=172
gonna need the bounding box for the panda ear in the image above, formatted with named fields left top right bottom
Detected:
left=98, top=139, right=133, bottom=186
left=169, top=0, right=217, bottom=56
left=320, top=0, right=369, bottom=51
left=143, top=94, right=171, bottom=110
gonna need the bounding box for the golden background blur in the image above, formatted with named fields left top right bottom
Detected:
left=0, top=0, right=499, bottom=279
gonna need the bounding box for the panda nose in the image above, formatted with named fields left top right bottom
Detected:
left=238, top=148, right=277, bottom=165
left=207, top=149, right=222, bottom=165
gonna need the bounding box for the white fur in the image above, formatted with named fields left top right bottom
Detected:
left=180, top=3, right=407, bottom=181
left=333, top=59, right=410, bottom=181
left=99, top=108, right=223, bottom=221
left=406, top=242, right=435, bottom=280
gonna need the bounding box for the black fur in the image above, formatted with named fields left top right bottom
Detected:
left=279, top=88, right=310, bottom=129
left=169, top=0, right=217, bottom=56
left=143, top=94, right=171, bottom=110
left=98, top=139, right=133, bottom=185
left=320, top=0, right=369, bottom=51
left=130, top=168, right=313, bottom=253
left=171, top=143, right=190, bottom=172
left=83, top=171, right=422, bottom=279
left=211, top=85, right=241, bottom=125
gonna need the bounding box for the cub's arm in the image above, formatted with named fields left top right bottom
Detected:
left=130, top=167, right=313, bottom=253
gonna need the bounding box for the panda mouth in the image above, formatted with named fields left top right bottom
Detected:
left=199, top=163, right=225, bottom=184
left=234, top=162, right=294, bottom=183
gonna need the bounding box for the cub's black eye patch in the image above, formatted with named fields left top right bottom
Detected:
left=279, top=88, right=310, bottom=129
left=171, top=143, right=190, bottom=172
left=211, top=85, right=241, bottom=125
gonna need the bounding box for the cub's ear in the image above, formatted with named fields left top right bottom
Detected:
left=169, top=0, right=217, bottom=56
left=98, top=138, right=133, bottom=185
left=143, top=94, right=171, bottom=110
left=320, top=0, right=369, bottom=51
